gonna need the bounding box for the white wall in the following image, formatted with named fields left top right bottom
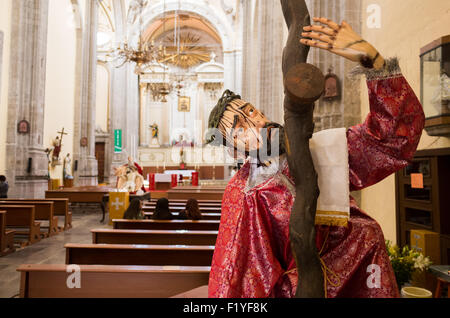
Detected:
left=96, top=63, right=109, bottom=132
left=360, top=0, right=450, bottom=243
left=43, top=0, right=78, bottom=163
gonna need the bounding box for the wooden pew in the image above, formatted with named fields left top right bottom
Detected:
left=17, top=264, right=210, bottom=298
left=145, top=202, right=222, bottom=208
left=142, top=206, right=222, bottom=214
left=0, top=198, right=71, bottom=230
left=167, top=188, right=224, bottom=201
left=0, top=201, right=58, bottom=237
left=2, top=205, right=41, bottom=246
left=150, top=199, right=222, bottom=203
left=65, top=243, right=214, bottom=266
left=0, top=211, right=15, bottom=256
left=113, top=219, right=220, bottom=231
left=142, top=203, right=222, bottom=213
left=143, top=212, right=221, bottom=221
left=91, top=229, right=218, bottom=246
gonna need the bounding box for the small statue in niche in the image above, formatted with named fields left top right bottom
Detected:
left=150, top=123, right=159, bottom=139
left=149, top=123, right=160, bottom=147
left=323, top=68, right=341, bottom=101
left=63, top=153, right=73, bottom=180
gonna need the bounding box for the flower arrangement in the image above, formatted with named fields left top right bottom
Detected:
left=385, top=240, right=432, bottom=288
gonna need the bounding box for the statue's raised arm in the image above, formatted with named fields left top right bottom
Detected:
left=280, top=0, right=325, bottom=298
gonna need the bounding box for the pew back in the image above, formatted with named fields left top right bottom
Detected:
left=3, top=205, right=36, bottom=227
left=65, top=243, right=214, bottom=266
left=0, top=198, right=71, bottom=230
left=0, top=201, right=57, bottom=236
left=0, top=211, right=15, bottom=256
left=113, top=219, right=220, bottom=231
left=17, top=264, right=210, bottom=298
left=143, top=212, right=221, bottom=221
left=1, top=205, right=40, bottom=245
left=91, top=229, right=218, bottom=246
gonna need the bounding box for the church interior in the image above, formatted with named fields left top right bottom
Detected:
left=0, top=0, right=449, bottom=300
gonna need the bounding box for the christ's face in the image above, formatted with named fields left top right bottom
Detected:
left=216, top=100, right=285, bottom=164
left=218, top=102, right=269, bottom=153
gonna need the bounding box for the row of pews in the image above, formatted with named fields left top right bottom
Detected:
left=142, top=200, right=221, bottom=220
left=17, top=198, right=223, bottom=298
left=0, top=198, right=72, bottom=256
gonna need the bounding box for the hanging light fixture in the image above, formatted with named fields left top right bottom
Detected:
left=113, top=0, right=160, bottom=74
left=158, top=0, right=171, bottom=102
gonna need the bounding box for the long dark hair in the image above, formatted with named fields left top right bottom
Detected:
left=123, top=198, right=143, bottom=220
left=152, top=198, right=173, bottom=220
left=185, top=199, right=203, bottom=220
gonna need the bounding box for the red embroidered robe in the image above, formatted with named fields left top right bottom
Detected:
left=208, top=69, right=425, bottom=298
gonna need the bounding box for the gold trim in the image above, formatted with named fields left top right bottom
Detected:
left=315, top=215, right=348, bottom=227
left=316, top=210, right=349, bottom=216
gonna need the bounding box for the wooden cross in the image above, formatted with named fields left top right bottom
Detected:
left=57, top=127, right=68, bottom=143
left=280, top=0, right=326, bottom=298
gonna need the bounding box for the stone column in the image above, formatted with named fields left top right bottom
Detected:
left=305, top=0, right=362, bottom=132
left=126, top=66, right=140, bottom=160
left=0, top=31, right=3, bottom=97
left=139, top=83, right=148, bottom=147
left=240, top=0, right=285, bottom=124
left=256, top=0, right=285, bottom=124
left=240, top=0, right=253, bottom=101
left=5, top=0, right=50, bottom=198
left=73, top=0, right=98, bottom=186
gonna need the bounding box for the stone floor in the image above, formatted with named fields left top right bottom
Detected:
left=0, top=211, right=110, bottom=298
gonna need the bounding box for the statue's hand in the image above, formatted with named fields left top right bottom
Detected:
left=300, top=17, right=385, bottom=70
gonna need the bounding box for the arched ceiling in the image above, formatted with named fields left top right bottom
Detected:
left=142, top=12, right=222, bottom=45
left=141, top=11, right=224, bottom=67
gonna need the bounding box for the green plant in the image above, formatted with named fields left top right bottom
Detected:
left=385, top=240, right=432, bottom=288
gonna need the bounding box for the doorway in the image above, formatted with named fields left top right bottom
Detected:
left=95, top=142, right=105, bottom=184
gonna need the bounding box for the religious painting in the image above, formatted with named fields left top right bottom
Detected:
left=323, top=71, right=341, bottom=101
left=178, top=96, right=191, bottom=112
left=17, top=120, right=30, bottom=134
left=80, top=137, right=88, bottom=147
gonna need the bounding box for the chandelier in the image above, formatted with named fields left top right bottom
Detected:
left=113, top=0, right=162, bottom=74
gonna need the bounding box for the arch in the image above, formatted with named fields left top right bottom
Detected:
left=129, top=0, right=234, bottom=52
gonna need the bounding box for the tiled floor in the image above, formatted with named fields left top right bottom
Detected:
left=0, top=211, right=110, bottom=298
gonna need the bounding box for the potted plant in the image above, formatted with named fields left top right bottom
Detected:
left=385, top=240, right=432, bottom=289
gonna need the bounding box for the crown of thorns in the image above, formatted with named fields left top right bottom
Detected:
left=205, top=89, right=242, bottom=145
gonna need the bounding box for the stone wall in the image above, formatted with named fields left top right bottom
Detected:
left=305, top=0, right=362, bottom=132
left=5, top=0, right=50, bottom=198
left=241, top=0, right=286, bottom=125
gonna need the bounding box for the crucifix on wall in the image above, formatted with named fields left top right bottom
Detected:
left=51, top=127, right=68, bottom=166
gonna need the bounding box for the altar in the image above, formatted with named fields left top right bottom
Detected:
left=145, top=170, right=199, bottom=191
left=164, top=170, right=197, bottom=179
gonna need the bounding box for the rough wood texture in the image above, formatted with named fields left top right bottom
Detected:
left=281, top=0, right=325, bottom=298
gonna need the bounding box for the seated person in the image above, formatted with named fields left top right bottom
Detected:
left=0, top=175, right=8, bottom=199
left=177, top=198, right=203, bottom=220
left=151, top=198, right=174, bottom=220
left=123, top=198, right=144, bottom=220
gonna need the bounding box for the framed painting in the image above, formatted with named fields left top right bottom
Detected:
left=178, top=96, right=191, bottom=112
